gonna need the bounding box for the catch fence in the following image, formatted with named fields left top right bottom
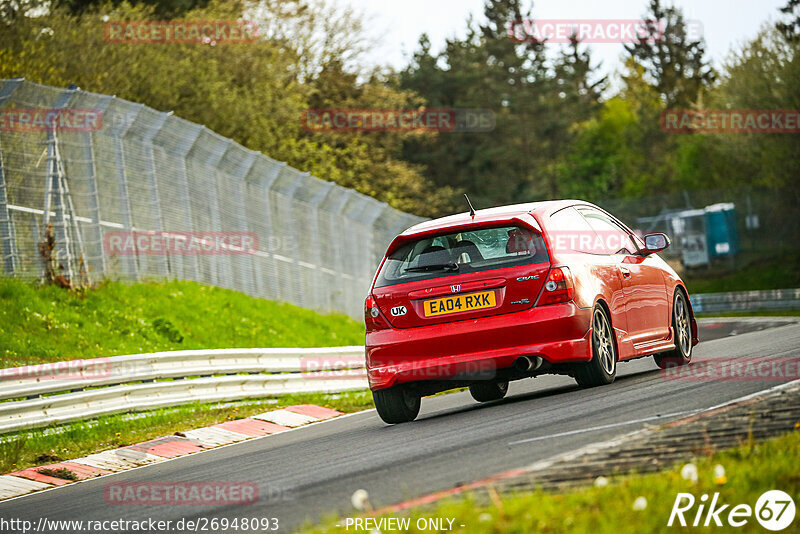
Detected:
left=0, top=79, right=423, bottom=318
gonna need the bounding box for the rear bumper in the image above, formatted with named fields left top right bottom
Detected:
left=366, top=302, right=592, bottom=390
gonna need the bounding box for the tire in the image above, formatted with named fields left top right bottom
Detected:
left=654, top=290, right=693, bottom=369
left=469, top=381, right=509, bottom=402
left=575, top=305, right=617, bottom=388
left=373, top=386, right=421, bottom=424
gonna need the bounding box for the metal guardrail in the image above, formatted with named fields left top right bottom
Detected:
left=0, top=347, right=367, bottom=433
left=690, top=288, right=800, bottom=314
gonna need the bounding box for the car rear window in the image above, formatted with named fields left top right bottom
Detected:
left=374, top=226, right=549, bottom=288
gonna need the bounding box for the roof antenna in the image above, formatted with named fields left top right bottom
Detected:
left=464, top=194, right=476, bottom=218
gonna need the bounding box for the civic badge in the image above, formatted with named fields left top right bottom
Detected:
left=450, top=284, right=461, bottom=293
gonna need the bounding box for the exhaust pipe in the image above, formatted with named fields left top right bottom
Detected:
left=514, top=355, right=543, bottom=372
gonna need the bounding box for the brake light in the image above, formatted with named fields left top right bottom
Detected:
left=536, top=266, right=574, bottom=305
left=365, top=295, right=391, bottom=332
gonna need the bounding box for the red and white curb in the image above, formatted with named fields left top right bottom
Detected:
left=0, top=404, right=342, bottom=501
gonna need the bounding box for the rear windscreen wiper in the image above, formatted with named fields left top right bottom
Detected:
left=404, top=262, right=459, bottom=272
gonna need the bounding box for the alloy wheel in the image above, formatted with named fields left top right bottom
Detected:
left=593, top=308, right=616, bottom=375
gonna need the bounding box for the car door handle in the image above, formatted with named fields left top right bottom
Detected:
left=620, top=266, right=631, bottom=278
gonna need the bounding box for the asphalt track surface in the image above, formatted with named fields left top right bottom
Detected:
left=1, top=318, right=798, bottom=533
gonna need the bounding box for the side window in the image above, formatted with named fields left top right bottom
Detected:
left=576, top=207, right=638, bottom=255
left=548, top=207, right=601, bottom=254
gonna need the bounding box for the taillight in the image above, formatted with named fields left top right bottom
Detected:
left=365, top=295, right=391, bottom=332
left=536, top=266, right=574, bottom=305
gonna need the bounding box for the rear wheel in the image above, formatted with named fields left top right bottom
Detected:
left=469, top=381, right=509, bottom=402
left=654, top=290, right=693, bottom=369
left=373, top=386, right=421, bottom=424
left=575, top=305, right=617, bottom=388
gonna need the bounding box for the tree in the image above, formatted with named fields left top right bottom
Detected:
left=555, top=97, right=641, bottom=201
left=399, top=0, right=606, bottom=209
left=777, top=0, right=800, bottom=41
left=681, top=26, right=800, bottom=201
left=624, top=0, right=715, bottom=107
left=539, top=36, right=607, bottom=197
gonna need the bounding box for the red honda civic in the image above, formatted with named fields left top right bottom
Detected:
left=365, top=200, right=699, bottom=424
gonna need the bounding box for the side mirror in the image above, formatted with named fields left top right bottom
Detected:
left=644, top=233, right=670, bottom=254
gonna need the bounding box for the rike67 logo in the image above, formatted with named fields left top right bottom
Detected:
left=669, top=490, right=795, bottom=531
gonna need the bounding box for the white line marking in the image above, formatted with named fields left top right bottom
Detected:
left=507, top=409, right=698, bottom=446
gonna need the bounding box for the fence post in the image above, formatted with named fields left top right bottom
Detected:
left=0, top=78, right=23, bottom=276
left=137, top=108, right=169, bottom=278
left=303, top=179, right=334, bottom=312
left=274, top=167, right=306, bottom=306
left=109, top=99, right=139, bottom=280
left=43, top=88, right=79, bottom=282
left=263, top=161, right=286, bottom=301
left=322, top=187, right=352, bottom=313
left=163, top=125, right=202, bottom=282
left=200, top=134, right=231, bottom=287
left=78, top=94, right=112, bottom=280
left=357, top=200, right=386, bottom=308
left=223, top=147, right=257, bottom=296
left=0, top=139, right=16, bottom=277
left=339, top=194, right=377, bottom=316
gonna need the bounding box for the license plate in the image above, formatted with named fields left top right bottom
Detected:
left=423, top=290, right=497, bottom=317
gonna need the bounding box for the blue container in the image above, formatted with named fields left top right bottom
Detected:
left=704, top=203, right=738, bottom=258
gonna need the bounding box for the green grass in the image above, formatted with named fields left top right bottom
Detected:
left=0, top=278, right=365, bottom=366
left=0, top=389, right=374, bottom=474
left=683, top=250, right=800, bottom=294
left=303, top=430, right=800, bottom=533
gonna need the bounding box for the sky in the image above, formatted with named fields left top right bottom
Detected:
left=338, top=0, right=788, bottom=82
